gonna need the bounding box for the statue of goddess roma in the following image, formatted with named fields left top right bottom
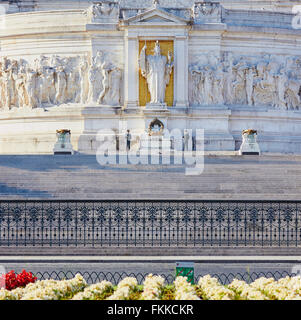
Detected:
left=139, top=41, right=173, bottom=105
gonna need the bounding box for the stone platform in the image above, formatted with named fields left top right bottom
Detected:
left=0, top=153, right=300, bottom=200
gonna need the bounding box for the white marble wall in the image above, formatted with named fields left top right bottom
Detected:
left=0, top=1, right=301, bottom=154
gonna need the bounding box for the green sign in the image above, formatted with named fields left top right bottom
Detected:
left=176, top=262, right=195, bottom=284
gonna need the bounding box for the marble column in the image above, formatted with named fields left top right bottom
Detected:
left=174, top=36, right=188, bottom=108
left=124, top=35, right=139, bottom=109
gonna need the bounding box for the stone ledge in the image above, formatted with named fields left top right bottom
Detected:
left=0, top=246, right=301, bottom=257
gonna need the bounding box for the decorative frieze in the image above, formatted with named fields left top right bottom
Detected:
left=189, top=53, right=301, bottom=110
left=192, top=2, right=222, bottom=24
left=86, top=1, right=120, bottom=23
left=0, top=53, right=123, bottom=110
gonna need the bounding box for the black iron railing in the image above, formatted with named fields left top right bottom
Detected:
left=0, top=200, right=300, bottom=247
left=33, top=270, right=294, bottom=285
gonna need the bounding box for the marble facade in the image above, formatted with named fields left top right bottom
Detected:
left=0, top=0, right=301, bottom=154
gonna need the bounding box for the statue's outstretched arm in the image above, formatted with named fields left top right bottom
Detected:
left=139, top=45, right=147, bottom=78
left=164, top=51, right=174, bottom=84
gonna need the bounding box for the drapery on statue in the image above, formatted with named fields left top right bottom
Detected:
left=139, top=41, right=173, bottom=105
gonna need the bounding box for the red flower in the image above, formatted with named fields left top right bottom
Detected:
left=4, top=269, right=37, bottom=290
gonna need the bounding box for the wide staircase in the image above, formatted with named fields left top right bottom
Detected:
left=0, top=154, right=300, bottom=200
left=0, top=154, right=301, bottom=256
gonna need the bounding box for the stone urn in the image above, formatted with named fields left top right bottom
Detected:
left=239, top=129, right=260, bottom=155
left=53, top=129, right=74, bottom=155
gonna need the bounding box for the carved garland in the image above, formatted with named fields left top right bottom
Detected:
left=148, top=118, right=164, bottom=136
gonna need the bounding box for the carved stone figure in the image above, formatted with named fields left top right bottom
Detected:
left=233, top=58, right=248, bottom=104
left=223, top=53, right=234, bottom=105
left=203, top=66, right=213, bottom=105
left=139, top=41, right=173, bottom=105
left=88, top=55, right=102, bottom=104
left=63, top=59, right=74, bottom=103
left=0, top=62, right=4, bottom=109
left=193, top=2, right=222, bottom=24
left=79, top=55, right=89, bottom=104
left=212, top=66, right=224, bottom=105
left=275, top=68, right=287, bottom=110
left=245, top=66, right=256, bottom=106
left=15, top=65, right=27, bottom=108
left=25, top=67, right=39, bottom=109
left=87, top=1, right=119, bottom=23
left=254, top=63, right=275, bottom=106
left=286, top=79, right=300, bottom=110
left=190, top=68, right=203, bottom=105
left=41, top=67, right=55, bottom=105
left=3, top=59, right=14, bottom=110
left=55, top=66, right=67, bottom=105
left=98, top=57, right=111, bottom=104
left=10, top=60, right=19, bottom=107
left=108, top=67, right=122, bottom=106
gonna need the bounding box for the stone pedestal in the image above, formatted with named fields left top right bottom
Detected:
left=239, top=129, right=260, bottom=155
left=145, top=103, right=168, bottom=111
left=53, top=129, right=74, bottom=155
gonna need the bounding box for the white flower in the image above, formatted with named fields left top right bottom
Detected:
left=5, top=272, right=301, bottom=301
left=198, top=275, right=235, bottom=300
left=106, top=277, right=138, bottom=300
left=251, top=276, right=301, bottom=300
left=20, top=274, right=87, bottom=300
left=229, top=279, right=269, bottom=300
left=0, top=288, right=17, bottom=300
left=141, top=274, right=165, bottom=300
left=174, top=276, right=200, bottom=300
left=72, top=280, right=112, bottom=300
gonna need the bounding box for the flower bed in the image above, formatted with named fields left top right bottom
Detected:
left=1, top=270, right=37, bottom=291
left=1, top=273, right=301, bottom=300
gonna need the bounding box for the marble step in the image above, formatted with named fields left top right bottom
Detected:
left=1, top=247, right=301, bottom=257
left=0, top=154, right=301, bottom=199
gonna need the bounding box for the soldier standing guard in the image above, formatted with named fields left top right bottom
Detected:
left=183, top=130, right=190, bottom=151
left=126, top=129, right=132, bottom=151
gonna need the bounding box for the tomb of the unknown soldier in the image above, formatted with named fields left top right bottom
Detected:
left=0, top=0, right=301, bottom=302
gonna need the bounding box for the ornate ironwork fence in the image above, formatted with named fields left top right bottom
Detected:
left=0, top=200, right=300, bottom=247
left=34, top=270, right=294, bottom=285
